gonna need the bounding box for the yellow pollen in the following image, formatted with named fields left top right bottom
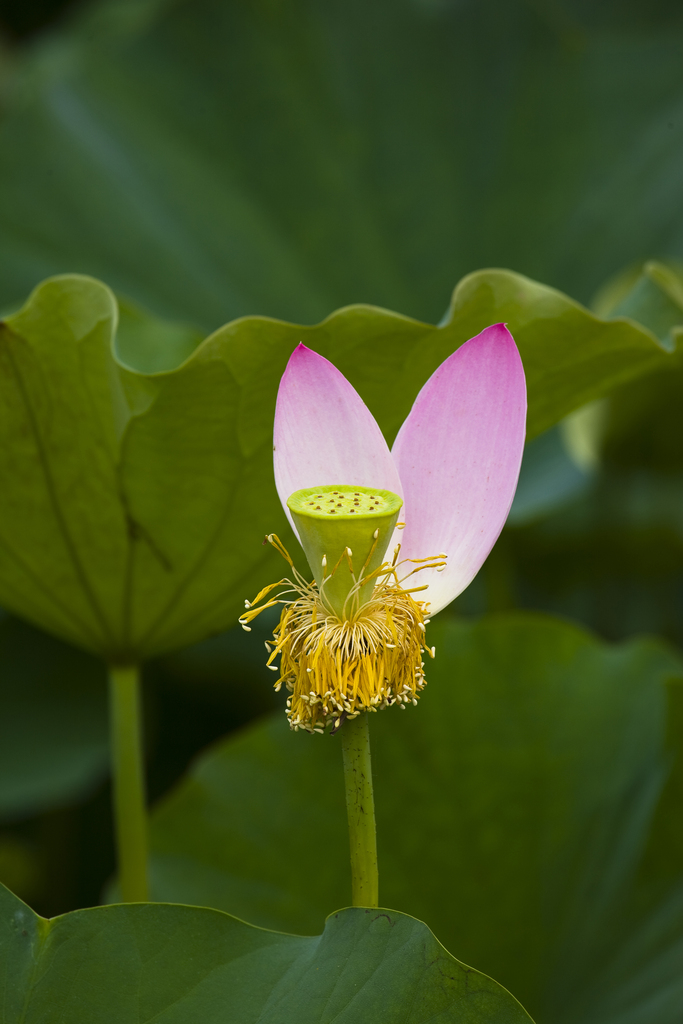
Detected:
left=239, top=534, right=446, bottom=733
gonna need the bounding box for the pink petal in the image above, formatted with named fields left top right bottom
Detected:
left=392, top=324, right=526, bottom=614
left=274, top=345, right=403, bottom=533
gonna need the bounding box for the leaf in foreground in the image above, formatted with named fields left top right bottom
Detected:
left=0, top=884, right=531, bottom=1023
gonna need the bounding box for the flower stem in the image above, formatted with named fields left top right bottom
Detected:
left=340, top=712, right=378, bottom=907
left=108, top=664, right=149, bottom=902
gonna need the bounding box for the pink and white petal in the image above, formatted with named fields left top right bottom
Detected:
left=391, top=324, right=526, bottom=615
left=274, top=344, right=402, bottom=532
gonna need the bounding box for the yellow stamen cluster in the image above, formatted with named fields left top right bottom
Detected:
left=240, top=536, right=442, bottom=733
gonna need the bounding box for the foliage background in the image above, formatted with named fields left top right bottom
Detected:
left=1, top=1, right=683, bottom=1019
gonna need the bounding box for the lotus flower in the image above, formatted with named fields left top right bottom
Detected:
left=241, top=324, right=527, bottom=732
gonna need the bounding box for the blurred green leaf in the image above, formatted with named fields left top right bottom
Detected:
left=595, top=261, right=683, bottom=346
left=0, top=615, right=107, bottom=819
left=1, top=0, right=683, bottom=326
left=1, top=271, right=679, bottom=659
left=149, top=612, right=683, bottom=1023
left=591, top=261, right=683, bottom=475
left=507, top=427, right=590, bottom=527
left=0, top=884, right=531, bottom=1023
left=115, top=294, right=203, bottom=373
left=504, top=483, right=683, bottom=645
left=0, top=836, right=42, bottom=903
left=502, top=259, right=683, bottom=643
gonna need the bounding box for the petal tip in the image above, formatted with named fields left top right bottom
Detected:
left=478, top=322, right=515, bottom=345
left=285, top=342, right=326, bottom=373
left=467, top=323, right=525, bottom=380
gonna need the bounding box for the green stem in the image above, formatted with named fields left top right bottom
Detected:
left=340, top=712, right=378, bottom=907
left=108, top=664, right=149, bottom=902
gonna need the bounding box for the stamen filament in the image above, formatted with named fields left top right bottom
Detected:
left=242, top=535, right=445, bottom=732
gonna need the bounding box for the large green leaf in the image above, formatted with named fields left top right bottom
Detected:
left=0, top=884, right=531, bottom=1023
left=0, top=274, right=281, bottom=659
left=0, top=271, right=678, bottom=659
left=149, top=612, right=683, bottom=1023
left=1, top=0, right=683, bottom=326
left=0, top=615, right=108, bottom=819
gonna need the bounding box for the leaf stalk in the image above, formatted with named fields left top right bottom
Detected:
left=108, top=664, right=149, bottom=902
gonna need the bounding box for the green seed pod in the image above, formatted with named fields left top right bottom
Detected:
left=287, top=484, right=403, bottom=618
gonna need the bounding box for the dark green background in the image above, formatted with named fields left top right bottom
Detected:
left=1, top=5, right=683, bottom=1022
left=2, top=0, right=683, bottom=330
